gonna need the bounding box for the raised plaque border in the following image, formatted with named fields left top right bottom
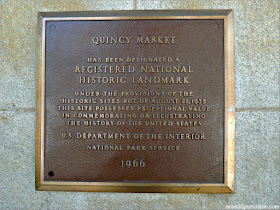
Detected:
left=35, top=10, right=235, bottom=193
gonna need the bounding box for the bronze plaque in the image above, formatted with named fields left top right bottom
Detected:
left=36, top=10, right=235, bottom=193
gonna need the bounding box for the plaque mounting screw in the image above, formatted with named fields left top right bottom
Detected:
left=50, top=25, right=56, bottom=31
left=48, top=171, right=54, bottom=177
left=214, top=23, right=219, bottom=30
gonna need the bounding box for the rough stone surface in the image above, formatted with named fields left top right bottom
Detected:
left=136, top=0, right=280, bottom=109
left=1, top=0, right=279, bottom=209
left=0, top=0, right=134, bottom=109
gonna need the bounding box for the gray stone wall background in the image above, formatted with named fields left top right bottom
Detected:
left=0, top=0, right=279, bottom=209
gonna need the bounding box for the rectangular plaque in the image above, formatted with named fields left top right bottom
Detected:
left=36, top=10, right=235, bottom=193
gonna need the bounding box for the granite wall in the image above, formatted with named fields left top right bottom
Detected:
left=0, top=0, right=279, bottom=209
